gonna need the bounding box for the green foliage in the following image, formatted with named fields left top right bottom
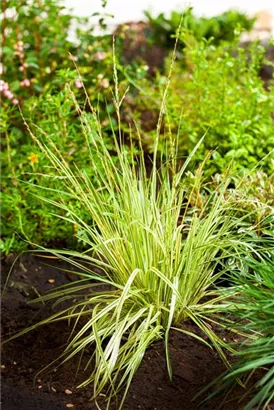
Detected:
left=128, top=37, right=274, bottom=175
left=0, top=0, right=147, bottom=254
left=144, top=8, right=255, bottom=48
left=220, top=257, right=274, bottom=410
left=1, top=79, right=107, bottom=253
left=0, top=0, right=108, bottom=252
left=0, top=0, right=122, bottom=141
left=1, top=85, right=78, bottom=252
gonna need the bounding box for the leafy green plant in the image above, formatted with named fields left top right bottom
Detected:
left=212, top=256, right=274, bottom=410
left=144, top=8, right=255, bottom=49
left=1, top=79, right=102, bottom=253
left=5, top=62, right=270, bottom=408
left=0, top=0, right=111, bottom=253
left=128, top=36, right=274, bottom=175
left=0, top=0, right=149, bottom=254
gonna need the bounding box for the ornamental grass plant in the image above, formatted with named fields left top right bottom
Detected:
left=5, top=50, right=271, bottom=409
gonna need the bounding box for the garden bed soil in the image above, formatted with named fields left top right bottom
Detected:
left=1, top=254, right=270, bottom=410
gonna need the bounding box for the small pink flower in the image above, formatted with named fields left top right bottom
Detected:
left=12, top=98, right=19, bottom=105
left=0, top=80, right=8, bottom=92
left=101, top=78, right=109, bottom=88
left=19, top=63, right=28, bottom=72
left=70, top=55, right=78, bottom=62
left=95, top=51, right=106, bottom=61
left=20, top=78, right=31, bottom=87
left=4, top=89, right=14, bottom=99
left=75, top=78, right=83, bottom=89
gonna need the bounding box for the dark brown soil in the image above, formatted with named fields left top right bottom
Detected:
left=0, top=254, right=264, bottom=410
left=114, top=21, right=168, bottom=75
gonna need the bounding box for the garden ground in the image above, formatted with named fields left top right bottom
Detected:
left=1, top=254, right=270, bottom=410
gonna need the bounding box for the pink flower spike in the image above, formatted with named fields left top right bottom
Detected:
left=12, top=98, right=19, bottom=105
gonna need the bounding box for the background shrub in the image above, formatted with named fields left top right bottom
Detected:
left=144, top=8, right=255, bottom=49
left=126, top=36, right=274, bottom=175
left=0, top=0, right=147, bottom=253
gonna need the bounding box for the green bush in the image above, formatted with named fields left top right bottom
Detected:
left=1, top=83, right=90, bottom=253
left=0, top=0, right=147, bottom=254
left=127, top=36, right=274, bottom=175
left=144, top=8, right=255, bottom=48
